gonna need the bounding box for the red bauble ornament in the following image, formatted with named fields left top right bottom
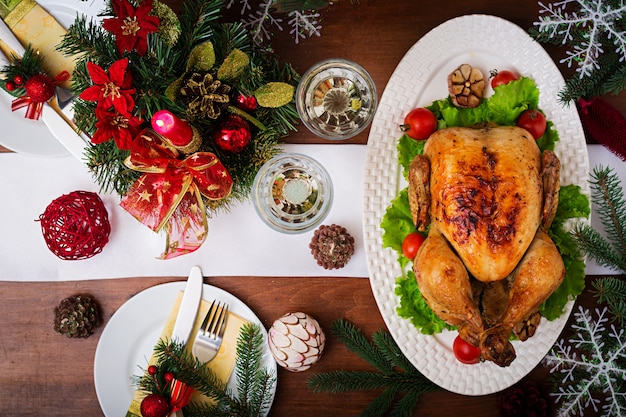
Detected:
left=5, top=81, right=15, bottom=91
left=140, top=393, right=170, bottom=417
left=38, top=190, right=111, bottom=260
left=25, top=74, right=55, bottom=103
left=235, top=94, right=258, bottom=112
left=13, top=74, right=24, bottom=85
left=164, top=371, right=175, bottom=383
left=147, top=365, right=158, bottom=376
left=213, top=115, right=252, bottom=153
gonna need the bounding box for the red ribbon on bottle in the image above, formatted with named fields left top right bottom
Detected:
left=11, top=71, right=70, bottom=120
left=120, top=129, right=233, bottom=259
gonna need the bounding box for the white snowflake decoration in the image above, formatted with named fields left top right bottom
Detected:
left=227, top=0, right=323, bottom=45
left=534, top=0, right=626, bottom=77
left=543, top=306, right=626, bottom=417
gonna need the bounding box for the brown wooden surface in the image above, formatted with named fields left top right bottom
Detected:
left=0, top=1, right=622, bottom=416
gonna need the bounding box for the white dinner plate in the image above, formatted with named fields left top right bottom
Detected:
left=363, top=14, right=589, bottom=395
left=94, top=282, right=277, bottom=416
left=0, top=0, right=102, bottom=156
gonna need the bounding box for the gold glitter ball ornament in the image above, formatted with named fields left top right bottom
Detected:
left=268, top=312, right=325, bottom=372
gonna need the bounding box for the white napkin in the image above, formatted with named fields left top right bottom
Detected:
left=0, top=144, right=369, bottom=281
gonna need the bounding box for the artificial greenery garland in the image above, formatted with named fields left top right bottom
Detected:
left=57, top=0, right=300, bottom=211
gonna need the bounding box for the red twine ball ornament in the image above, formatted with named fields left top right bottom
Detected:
left=25, top=74, right=55, bottom=103
left=213, top=115, right=252, bottom=153
left=140, top=393, right=170, bottom=417
left=38, top=191, right=111, bottom=260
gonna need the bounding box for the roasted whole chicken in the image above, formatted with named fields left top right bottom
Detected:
left=408, top=125, right=565, bottom=367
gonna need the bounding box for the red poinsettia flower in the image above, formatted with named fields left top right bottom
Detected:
left=92, top=107, right=143, bottom=150
left=80, top=58, right=136, bottom=114
left=102, top=0, right=160, bottom=56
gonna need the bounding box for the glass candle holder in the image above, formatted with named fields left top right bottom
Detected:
left=252, top=153, right=333, bottom=234
left=296, top=58, right=378, bottom=140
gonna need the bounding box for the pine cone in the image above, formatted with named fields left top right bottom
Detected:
left=498, top=380, right=551, bottom=417
left=53, top=295, right=102, bottom=338
left=309, top=224, right=355, bottom=269
left=180, top=71, right=231, bottom=119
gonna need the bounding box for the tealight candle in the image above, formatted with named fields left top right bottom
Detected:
left=151, top=110, right=193, bottom=146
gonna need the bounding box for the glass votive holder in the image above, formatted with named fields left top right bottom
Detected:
left=252, top=153, right=333, bottom=234
left=296, top=58, right=378, bottom=140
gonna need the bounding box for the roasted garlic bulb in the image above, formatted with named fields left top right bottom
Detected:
left=447, top=64, right=485, bottom=108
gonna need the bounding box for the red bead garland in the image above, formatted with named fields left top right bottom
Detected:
left=38, top=191, right=111, bottom=260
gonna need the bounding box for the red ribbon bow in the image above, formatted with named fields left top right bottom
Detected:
left=120, top=129, right=233, bottom=259
left=11, top=71, right=70, bottom=120
left=168, top=378, right=194, bottom=413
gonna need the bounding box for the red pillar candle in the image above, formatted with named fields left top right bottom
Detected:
left=151, top=110, right=194, bottom=146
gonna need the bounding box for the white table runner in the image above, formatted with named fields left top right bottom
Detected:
left=0, top=143, right=621, bottom=281
left=0, top=144, right=369, bottom=281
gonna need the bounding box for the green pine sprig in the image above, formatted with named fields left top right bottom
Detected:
left=307, top=319, right=440, bottom=417
left=138, top=323, right=275, bottom=417
left=0, top=45, right=46, bottom=97
left=591, top=277, right=626, bottom=327
left=572, top=166, right=626, bottom=273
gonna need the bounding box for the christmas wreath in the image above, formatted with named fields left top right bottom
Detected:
left=52, top=0, right=299, bottom=258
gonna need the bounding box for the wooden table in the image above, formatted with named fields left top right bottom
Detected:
left=0, top=1, right=621, bottom=416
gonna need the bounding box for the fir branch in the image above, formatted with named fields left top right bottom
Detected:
left=331, top=318, right=395, bottom=373
left=142, top=324, right=274, bottom=417
left=591, top=166, right=626, bottom=253
left=213, top=22, right=255, bottom=61
left=591, top=277, right=626, bottom=327
left=307, top=319, right=440, bottom=417
left=85, top=140, right=138, bottom=195
left=572, top=224, right=626, bottom=272
left=557, top=53, right=625, bottom=102
left=572, top=166, right=626, bottom=273
left=178, top=0, right=223, bottom=51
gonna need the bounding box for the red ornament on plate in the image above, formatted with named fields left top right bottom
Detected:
left=24, top=74, right=55, bottom=103
left=38, top=190, right=111, bottom=260
left=139, top=393, right=170, bottom=417
left=213, top=115, right=252, bottom=153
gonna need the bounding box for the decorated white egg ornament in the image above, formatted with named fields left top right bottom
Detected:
left=268, top=312, right=326, bottom=372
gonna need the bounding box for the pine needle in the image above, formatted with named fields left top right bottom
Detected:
left=142, top=323, right=273, bottom=417
left=307, top=319, right=440, bottom=416
left=572, top=166, right=626, bottom=273
left=591, top=277, right=626, bottom=327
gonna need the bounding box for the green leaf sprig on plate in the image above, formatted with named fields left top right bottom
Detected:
left=381, top=77, right=591, bottom=333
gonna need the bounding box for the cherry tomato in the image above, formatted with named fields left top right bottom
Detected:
left=400, top=108, right=437, bottom=140
left=517, top=109, right=547, bottom=139
left=402, top=232, right=425, bottom=259
left=490, top=70, right=518, bottom=89
left=453, top=335, right=481, bottom=364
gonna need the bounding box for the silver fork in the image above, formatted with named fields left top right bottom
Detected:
left=192, top=300, right=229, bottom=363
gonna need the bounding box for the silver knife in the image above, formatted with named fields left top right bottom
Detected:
left=171, top=266, right=203, bottom=345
